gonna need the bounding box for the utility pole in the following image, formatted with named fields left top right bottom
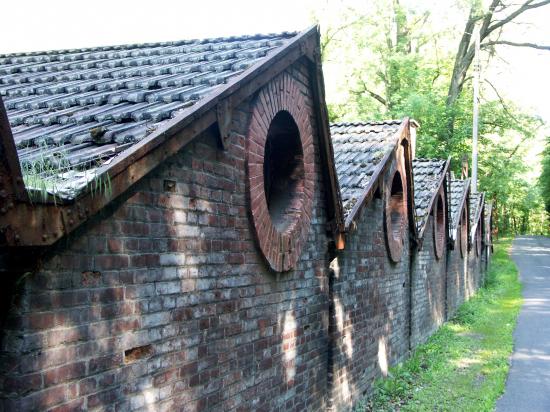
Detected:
left=472, top=28, right=480, bottom=193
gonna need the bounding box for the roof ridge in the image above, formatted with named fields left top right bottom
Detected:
left=413, top=157, right=446, bottom=162
left=330, top=119, right=401, bottom=128
left=0, top=31, right=298, bottom=58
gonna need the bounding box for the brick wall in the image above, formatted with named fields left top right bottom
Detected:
left=467, top=243, right=482, bottom=298
left=0, top=61, right=333, bottom=412
left=410, top=215, right=447, bottom=348
left=328, top=158, right=411, bottom=411
left=0, top=61, right=490, bottom=411
left=446, top=244, right=468, bottom=319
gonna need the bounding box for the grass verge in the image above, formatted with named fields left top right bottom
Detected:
left=358, top=238, right=522, bottom=412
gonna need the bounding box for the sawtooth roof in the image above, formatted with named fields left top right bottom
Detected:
left=412, top=158, right=447, bottom=233
left=449, top=178, right=469, bottom=234
left=0, top=32, right=296, bottom=199
left=330, top=120, right=402, bottom=217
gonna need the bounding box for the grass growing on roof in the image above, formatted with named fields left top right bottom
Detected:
left=356, top=238, right=521, bottom=412
left=21, top=142, right=113, bottom=202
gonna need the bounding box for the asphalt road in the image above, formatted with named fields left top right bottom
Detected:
left=496, top=236, right=550, bottom=412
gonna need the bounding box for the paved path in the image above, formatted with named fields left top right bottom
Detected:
left=496, top=236, right=550, bottom=412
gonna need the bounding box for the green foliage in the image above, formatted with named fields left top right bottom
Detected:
left=355, top=239, right=522, bottom=411
left=540, top=137, right=550, bottom=219
left=316, top=0, right=548, bottom=236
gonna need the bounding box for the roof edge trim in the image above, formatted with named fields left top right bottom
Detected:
left=450, top=178, right=471, bottom=241
left=470, top=192, right=485, bottom=238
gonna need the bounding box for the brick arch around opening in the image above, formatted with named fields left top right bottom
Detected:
left=246, top=73, right=315, bottom=272
left=433, top=188, right=446, bottom=260
left=384, top=144, right=408, bottom=263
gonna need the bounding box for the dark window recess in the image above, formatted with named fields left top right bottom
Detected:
left=263, top=111, right=304, bottom=232
left=389, top=172, right=405, bottom=242
left=124, top=344, right=153, bottom=363
left=164, top=179, right=176, bottom=192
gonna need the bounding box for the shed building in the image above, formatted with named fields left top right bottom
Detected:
left=468, top=192, right=486, bottom=295
left=446, top=178, right=471, bottom=317
left=0, top=27, right=345, bottom=411
left=410, top=158, right=450, bottom=348
left=328, top=119, right=416, bottom=409
left=0, top=25, right=493, bottom=411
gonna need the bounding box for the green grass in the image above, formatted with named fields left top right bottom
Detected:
left=357, top=239, right=522, bottom=412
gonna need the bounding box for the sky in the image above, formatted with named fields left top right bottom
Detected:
left=1, top=0, right=549, bottom=124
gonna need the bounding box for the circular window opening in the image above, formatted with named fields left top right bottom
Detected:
left=263, top=111, right=305, bottom=233
left=386, top=170, right=406, bottom=263
left=475, top=222, right=482, bottom=257
left=389, top=171, right=405, bottom=242
left=460, top=207, right=467, bottom=258
left=434, top=193, right=445, bottom=259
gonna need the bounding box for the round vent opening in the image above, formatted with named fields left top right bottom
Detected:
left=386, top=170, right=406, bottom=262
left=434, top=193, right=446, bottom=259
left=263, top=111, right=304, bottom=233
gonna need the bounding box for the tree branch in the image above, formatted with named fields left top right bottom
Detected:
left=485, top=0, right=550, bottom=37
left=321, top=16, right=367, bottom=56
left=365, top=90, right=388, bottom=106
left=483, top=40, right=550, bottom=50
left=352, top=80, right=388, bottom=106
left=483, top=79, right=523, bottom=126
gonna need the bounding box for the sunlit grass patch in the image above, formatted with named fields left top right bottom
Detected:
left=357, top=239, right=521, bottom=412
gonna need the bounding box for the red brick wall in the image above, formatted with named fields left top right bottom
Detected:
left=468, top=229, right=484, bottom=296
left=0, top=61, right=332, bottom=412
left=328, top=155, right=411, bottom=411
left=447, top=248, right=468, bottom=319
left=446, top=223, right=468, bottom=318
left=410, top=215, right=447, bottom=348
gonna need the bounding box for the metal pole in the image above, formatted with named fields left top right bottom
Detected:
left=472, top=28, right=480, bottom=193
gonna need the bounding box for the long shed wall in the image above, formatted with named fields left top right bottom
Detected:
left=328, top=167, right=411, bottom=410
left=410, top=216, right=447, bottom=348
left=446, top=245, right=468, bottom=318
left=0, top=62, right=332, bottom=412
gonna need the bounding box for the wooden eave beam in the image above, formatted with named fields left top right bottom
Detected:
left=401, top=119, right=418, bottom=244
left=0, top=26, right=324, bottom=247
left=304, top=27, right=346, bottom=246
left=470, top=192, right=485, bottom=240
left=449, top=177, right=471, bottom=244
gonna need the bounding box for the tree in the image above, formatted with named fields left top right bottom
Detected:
left=313, top=0, right=549, bottom=235
left=540, top=137, right=550, bottom=214
left=446, top=0, right=550, bottom=138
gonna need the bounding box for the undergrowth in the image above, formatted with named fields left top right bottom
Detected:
left=357, top=239, right=522, bottom=412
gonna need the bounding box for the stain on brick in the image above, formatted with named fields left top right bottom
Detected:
left=124, top=345, right=153, bottom=364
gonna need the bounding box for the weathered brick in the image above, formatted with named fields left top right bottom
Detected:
left=44, top=362, right=87, bottom=386
left=0, top=60, right=456, bottom=412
